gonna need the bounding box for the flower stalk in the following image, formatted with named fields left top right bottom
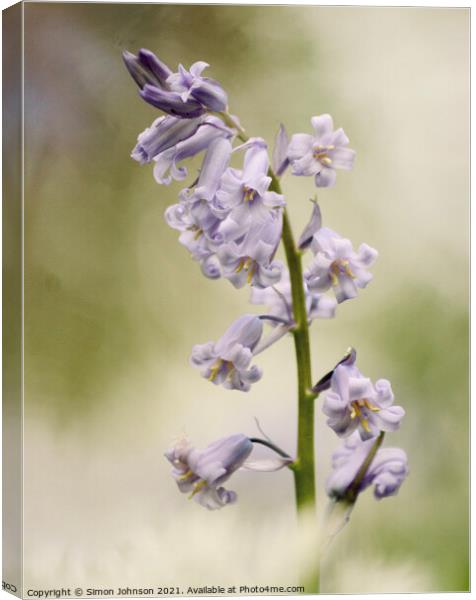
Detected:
left=270, top=174, right=320, bottom=592
left=272, top=178, right=318, bottom=511
left=124, top=51, right=409, bottom=595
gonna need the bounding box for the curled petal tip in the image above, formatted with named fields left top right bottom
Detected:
left=298, top=200, right=322, bottom=250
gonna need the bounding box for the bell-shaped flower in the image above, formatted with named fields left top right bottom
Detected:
left=250, top=267, right=337, bottom=325
left=307, top=227, right=378, bottom=303
left=165, top=202, right=218, bottom=269
left=181, top=136, right=233, bottom=207
left=131, top=115, right=203, bottom=165
left=140, top=84, right=205, bottom=118
left=165, top=434, right=253, bottom=510
left=326, top=432, right=409, bottom=500
left=152, top=116, right=234, bottom=185
left=215, top=140, right=285, bottom=241
left=123, top=49, right=227, bottom=117
left=165, top=137, right=233, bottom=271
left=287, top=114, right=355, bottom=187
left=166, top=62, right=228, bottom=113
left=217, top=213, right=283, bottom=289
left=190, top=314, right=263, bottom=391
left=323, top=363, right=405, bottom=440
left=166, top=433, right=293, bottom=510
left=123, top=48, right=172, bottom=90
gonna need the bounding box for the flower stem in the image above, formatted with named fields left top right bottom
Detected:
left=269, top=173, right=317, bottom=511
left=249, top=437, right=292, bottom=459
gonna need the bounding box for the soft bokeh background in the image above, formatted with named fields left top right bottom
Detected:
left=21, top=4, right=469, bottom=593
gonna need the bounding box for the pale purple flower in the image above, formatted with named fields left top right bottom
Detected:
left=131, top=115, right=203, bottom=165
left=152, top=116, right=234, bottom=185
left=165, top=434, right=253, bottom=510
left=165, top=202, right=217, bottom=266
left=123, top=49, right=172, bottom=90
left=123, top=49, right=227, bottom=117
left=323, top=363, right=405, bottom=440
left=326, top=432, right=409, bottom=500
left=215, top=140, right=285, bottom=241
left=191, top=315, right=263, bottom=391
left=140, top=84, right=205, bottom=118
left=307, top=227, right=378, bottom=303
left=164, top=137, right=233, bottom=269
left=287, top=114, right=355, bottom=187
left=166, top=61, right=228, bottom=112
left=250, top=266, right=337, bottom=325
left=180, top=136, right=233, bottom=207
left=217, top=213, right=283, bottom=289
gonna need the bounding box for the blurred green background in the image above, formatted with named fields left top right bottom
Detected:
left=21, top=4, right=468, bottom=593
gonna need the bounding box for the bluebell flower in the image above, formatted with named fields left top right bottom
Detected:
left=152, top=116, right=234, bottom=185
left=217, top=213, right=283, bottom=289
left=214, top=140, right=285, bottom=241
left=166, top=61, right=228, bottom=112
left=191, top=315, right=263, bottom=391
left=131, top=115, right=202, bottom=165
left=123, top=49, right=172, bottom=89
left=287, top=114, right=355, bottom=187
left=165, top=434, right=253, bottom=510
left=326, top=432, right=409, bottom=500
left=164, top=137, right=233, bottom=273
left=307, top=227, right=378, bottom=303
left=323, top=363, right=405, bottom=440
left=250, top=266, right=337, bottom=325
left=165, top=202, right=219, bottom=270
left=123, top=49, right=227, bottom=117
left=131, top=114, right=233, bottom=184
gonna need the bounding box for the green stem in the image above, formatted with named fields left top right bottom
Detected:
left=269, top=174, right=317, bottom=511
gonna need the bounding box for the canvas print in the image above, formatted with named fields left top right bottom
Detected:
left=2, top=3, right=469, bottom=596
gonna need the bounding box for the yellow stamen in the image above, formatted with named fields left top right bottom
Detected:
left=321, top=156, right=332, bottom=166
left=208, top=360, right=223, bottom=382
left=364, top=399, right=380, bottom=412
left=178, top=469, right=193, bottom=481
left=330, top=262, right=340, bottom=287
left=350, top=399, right=380, bottom=432
left=243, top=187, right=257, bottom=203
left=247, top=264, right=255, bottom=284
left=360, top=418, right=371, bottom=433
left=193, top=228, right=203, bottom=240
left=188, top=480, right=207, bottom=499
left=313, top=151, right=327, bottom=160
left=341, top=259, right=356, bottom=279
left=235, top=259, right=245, bottom=273
left=330, top=259, right=356, bottom=285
